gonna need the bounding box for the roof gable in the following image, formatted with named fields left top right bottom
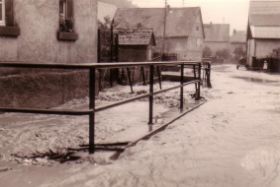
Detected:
left=113, top=7, right=203, bottom=38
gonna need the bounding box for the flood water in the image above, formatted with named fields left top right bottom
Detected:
left=1, top=64, right=280, bottom=187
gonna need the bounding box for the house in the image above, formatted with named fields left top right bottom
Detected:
left=0, top=0, right=98, bottom=108
left=246, top=1, right=280, bottom=69
left=118, top=29, right=156, bottom=62
left=113, top=7, right=205, bottom=61
left=230, top=30, right=246, bottom=58
left=0, top=0, right=97, bottom=63
left=247, top=14, right=280, bottom=67
left=203, top=23, right=230, bottom=56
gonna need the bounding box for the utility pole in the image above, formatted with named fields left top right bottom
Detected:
left=162, top=0, right=168, bottom=58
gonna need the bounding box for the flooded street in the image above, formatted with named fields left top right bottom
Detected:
left=1, top=64, right=280, bottom=187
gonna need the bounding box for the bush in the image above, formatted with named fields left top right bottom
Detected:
left=216, top=49, right=230, bottom=59
left=233, top=47, right=246, bottom=60
left=203, top=46, right=212, bottom=58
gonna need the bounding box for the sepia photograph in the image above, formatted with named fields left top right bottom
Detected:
left=0, top=0, right=280, bottom=186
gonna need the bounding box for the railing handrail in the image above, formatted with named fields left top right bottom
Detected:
left=0, top=61, right=201, bottom=69
left=0, top=60, right=207, bottom=154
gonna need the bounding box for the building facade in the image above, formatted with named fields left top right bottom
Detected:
left=0, top=0, right=98, bottom=108
left=203, top=23, right=230, bottom=56
left=0, top=0, right=97, bottom=64
left=113, top=7, right=205, bottom=61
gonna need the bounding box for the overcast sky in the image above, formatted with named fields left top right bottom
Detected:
left=130, top=0, right=250, bottom=32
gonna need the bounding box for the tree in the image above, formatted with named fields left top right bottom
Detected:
left=203, top=46, right=212, bottom=57
left=98, top=16, right=113, bottom=61
left=216, top=48, right=230, bottom=59
left=233, top=46, right=246, bottom=60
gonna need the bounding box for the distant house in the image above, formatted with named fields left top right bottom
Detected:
left=118, top=29, right=156, bottom=62
left=0, top=0, right=97, bottom=63
left=246, top=0, right=280, bottom=70
left=230, top=30, right=246, bottom=56
left=246, top=14, right=280, bottom=66
left=113, top=7, right=205, bottom=61
left=203, top=23, right=230, bottom=55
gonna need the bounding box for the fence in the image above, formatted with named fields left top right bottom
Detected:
left=0, top=61, right=204, bottom=153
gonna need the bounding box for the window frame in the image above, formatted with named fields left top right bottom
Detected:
left=0, top=0, right=20, bottom=37
left=58, top=0, right=78, bottom=41
left=0, top=0, right=5, bottom=26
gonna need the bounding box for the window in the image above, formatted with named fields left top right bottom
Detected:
left=0, top=0, right=20, bottom=37
left=0, top=0, right=5, bottom=26
left=58, top=0, right=78, bottom=41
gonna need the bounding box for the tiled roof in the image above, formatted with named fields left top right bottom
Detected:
left=113, top=7, right=203, bottom=38
left=249, top=14, right=280, bottom=26
left=249, top=0, right=280, bottom=14
left=118, top=29, right=156, bottom=46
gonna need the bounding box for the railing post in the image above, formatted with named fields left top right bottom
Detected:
left=148, top=65, right=154, bottom=125
left=89, top=67, right=96, bottom=154
left=180, top=63, right=184, bottom=112
left=207, top=63, right=212, bottom=88
left=195, top=63, right=201, bottom=100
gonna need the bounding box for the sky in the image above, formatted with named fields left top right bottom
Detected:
left=130, top=0, right=250, bottom=33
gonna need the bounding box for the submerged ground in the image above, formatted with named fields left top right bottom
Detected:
left=1, top=64, right=280, bottom=187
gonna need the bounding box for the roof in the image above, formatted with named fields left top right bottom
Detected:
left=113, top=7, right=204, bottom=38
left=249, top=0, right=280, bottom=15
left=204, top=23, right=230, bottom=42
left=247, top=1, right=280, bottom=39
left=249, top=14, right=280, bottom=26
left=248, top=14, right=280, bottom=39
left=118, top=29, right=156, bottom=46
left=250, top=26, right=280, bottom=39
left=230, top=30, right=246, bottom=43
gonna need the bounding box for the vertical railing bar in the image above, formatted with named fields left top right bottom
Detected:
left=207, top=63, right=212, bottom=88
left=196, top=63, right=201, bottom=100
left=89, top=67, right=96, bottom=154
left=148, top=65, right=154, bottom=125
left=180, top=63, right=184, bottom=112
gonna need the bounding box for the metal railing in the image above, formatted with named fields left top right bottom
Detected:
left=0, top=61, right=203, bottom=153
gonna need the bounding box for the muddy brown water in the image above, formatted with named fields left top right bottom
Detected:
left=1, top=64, right=280, bottom=187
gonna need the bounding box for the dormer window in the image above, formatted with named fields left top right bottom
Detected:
left=0, top=0, right=5, bottom=26
left=58, top=0, right=78, bottom=41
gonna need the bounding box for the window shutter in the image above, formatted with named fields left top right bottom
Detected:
left=66, top=0, right=73, bottom=20
left=5, top=0, right=14, bottom=26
